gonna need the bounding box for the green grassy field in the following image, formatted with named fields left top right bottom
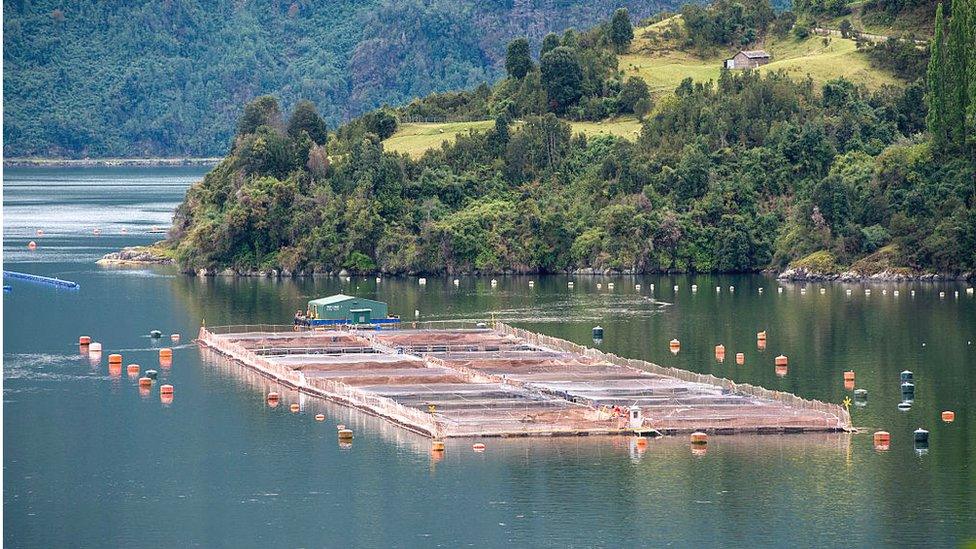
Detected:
left=622, top=24, right=900, bottom=97
left=385, top=117, right=643, bottom=157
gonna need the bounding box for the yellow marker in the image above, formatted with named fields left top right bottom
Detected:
left=842, top=396, right=852, bottom=413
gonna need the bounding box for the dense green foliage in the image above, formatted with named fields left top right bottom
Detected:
left=680, top=0, right=776, bottom=50
left=3, top=0, right=682, bottom=158
left=925, top=0, right=975, bottom=158
left=171, top=64, right=975, bottom=275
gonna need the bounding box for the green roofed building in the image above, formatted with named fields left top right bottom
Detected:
left=306, top=294, right=393, bottom=325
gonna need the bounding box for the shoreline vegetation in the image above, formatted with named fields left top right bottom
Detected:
left=100, top=242, right=973, bottom=281
left=3, top=157, right=222, bottom=168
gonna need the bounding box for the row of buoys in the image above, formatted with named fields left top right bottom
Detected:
left=79, top=335, right=173, bottom=402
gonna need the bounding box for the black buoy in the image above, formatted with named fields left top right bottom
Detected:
left=900, top=370, right=913, bottom=382
left=592, top=326, right=604, bottom=340
left=901, top=381, right=915, bottom=395
left=150, top=330, right=162, bottom=338
left=854, top=389, right=868, bottom=399
left=897, top=401, right=912, bottom=411
left=145, top=369, right=158, bottom=380
left=913, top=428, right=929, bottom=443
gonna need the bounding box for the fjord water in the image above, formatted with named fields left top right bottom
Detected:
left=3, top=167, right=974, bottom=547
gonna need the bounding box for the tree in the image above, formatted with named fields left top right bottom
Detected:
left=926, top=4, right=949, bottom=150
left=540, top=47, right=584, bottom=112
left=609, top=8, right=634, bottom=53
left=362, top=109, right=398, bottom=139
left=287, top=100, right=328, bottom=145
left=618, top=76, right=651, bottom=113
left=540, top=33, right=561, bottom=57
left=839, top=19, right=853, bottom=38
left=945, top=0, right=972, bottom=147
left=505, top=38, right=533, bottom=79
left=237, top=95, right=282, bottom=136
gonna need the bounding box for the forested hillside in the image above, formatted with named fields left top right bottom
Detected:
left=3, top=0, right=691, bottom=158
left=167, top=2, right=976, bottom=276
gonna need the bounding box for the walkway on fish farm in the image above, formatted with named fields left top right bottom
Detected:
left=198, top=323, right=850, bottom=438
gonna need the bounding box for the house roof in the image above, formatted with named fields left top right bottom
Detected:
left=309, top=294, right=358, bottom=306
left=739, top=49, right=771, bottom=58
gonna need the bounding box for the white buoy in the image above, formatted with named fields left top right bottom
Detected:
left=673, top=285, right=678, bottom=292
left=800, top=288, right=806, bottom=295
left=453, top=279, right=459, bottom=286
left=491, top=279, right=497, bottom=287
left=375, top=277, right=381, bottom=283
left=967, top=287, right=973, bottom=295
left=865, top=289, right=871, bottom=295
left=882, top=289, right=887, bottom=295
left=893, top=290, right=899, bottom=296
left=820, top=288, right=826, bottom=294
left=418, top=277, right=427, bottom=285
left=568, top=281, right=574, bottom=288
left=716, top=286, right=721, bottom=293
left=635, top=284, right=641, bottom=291
left=529, top=280, right=535, bottom=287
left=954, top=291, right=959, bottom=298
left=911, top=290, right=916, bottom=297
left=650, top=284, right=655, bottom=291
left=729, top=285, right=734, bottom=292
left=597, top=283, right=602, bottom=290
left=778, top=287, right=783, bottom=294
left=939, top=291, right=945, bottom=299
left=414, top=309, right=420, bottom=317
left=846, top=288, right=852, bottom=295
left=758, top=287, right=763, bottom=294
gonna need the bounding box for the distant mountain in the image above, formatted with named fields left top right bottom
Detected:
left=4, top=0, right=698, bottom=158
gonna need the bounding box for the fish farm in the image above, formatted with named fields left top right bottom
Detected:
left=198, top=323, right=851, bottom=439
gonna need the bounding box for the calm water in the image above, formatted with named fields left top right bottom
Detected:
left=3, top=167, right=974, bottom=548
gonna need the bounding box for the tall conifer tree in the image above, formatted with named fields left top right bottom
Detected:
left=945, top=0, right=971, bottom=146
left=926, top=3, right=948, bottom=149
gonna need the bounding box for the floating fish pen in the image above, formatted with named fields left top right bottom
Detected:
left=198, top=323, right=851, bottom=438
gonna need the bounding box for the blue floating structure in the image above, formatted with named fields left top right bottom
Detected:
left=3, top=270, right=80, bottom=289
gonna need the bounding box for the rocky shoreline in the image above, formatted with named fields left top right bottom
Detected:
left=97, top=246, right=175, bottom=266
left=776, top=267, right=974, bottom=282
left=97, top=251, right=975, bottom=282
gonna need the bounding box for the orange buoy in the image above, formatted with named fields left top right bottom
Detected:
left=635, top=437, right=648, bottom=448
left=757, top=331, right=767, bottom=340
left=472, top=443, right=486, bottom=452
left=844, top=371, right=855, bottom=382
left=714, top=344, right=726, bottom=360
left=844, top=379, right=855, bottom=391
left=432, top=440, right=445, bottom=452
left=93, top=228, right=101, bottom=235
left=159, top=348, right=173, bottom=358
left=108, top=363, right=122, bottom=377
left=79, top=335, right=91, bottom=345
left=27, top=241, right=37, bottom=250
left=126, top=364, right=140, bottom=376
left=160, top=384, right=174, bottom=395
left=290, top=403, right=300, bottom=413
left=170, top=334, right=181, bottom=342
left=160, top=393, right=173, bottom=404
left=942, top=411, right=955, bottom=423
left=338, top=429, right=354, bottom=440
left=108, top=353, right=123, bottom=364
left=315, top=414, right=325, bottom=421
left=138, top=385, right=151, bottom=397
left=36, top=229, right=44, bottom=236
left=690, top=431, right=708, bottom=445
left=735, top=352, right=745, bottom=365
left=267, top=392, right=280, bottom=402
left=873, top=431, right=890, bottom=450
left=775, top=355, right=788, bottom=367
left=669, top=339, right=680, bottom=354
left=775, top=364, right=788, bottom=377
left=138, top=377, right=152, bottom=387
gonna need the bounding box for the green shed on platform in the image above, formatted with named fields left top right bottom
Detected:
left=307, top=294, right=389, bottom=324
